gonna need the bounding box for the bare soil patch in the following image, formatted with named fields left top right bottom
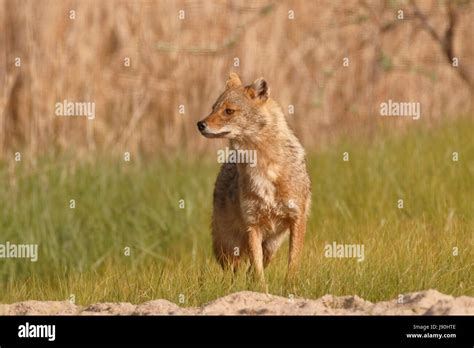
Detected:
left=1, top=290, right=472, bottom=315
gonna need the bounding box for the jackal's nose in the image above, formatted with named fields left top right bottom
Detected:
left=197, top=121, right=207, bottom=131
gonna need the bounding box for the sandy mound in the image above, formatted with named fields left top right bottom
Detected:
left=0, top=300, right=77, bottom=315
left=0, top=290, right=472, bottom=315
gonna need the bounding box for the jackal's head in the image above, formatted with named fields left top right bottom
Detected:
left=197, top=73, right=270, bottom=140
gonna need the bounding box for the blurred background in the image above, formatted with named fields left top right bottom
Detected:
left=1, top=0, right=473, bottom=160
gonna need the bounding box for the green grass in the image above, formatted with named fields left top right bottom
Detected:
left=0, top=118, right=473, bottom=306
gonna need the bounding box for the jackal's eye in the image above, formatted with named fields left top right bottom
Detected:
left=225, top=109, right=235, bottom=115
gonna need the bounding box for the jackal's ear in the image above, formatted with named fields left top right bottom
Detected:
left=226, top=73, right=242, bottom=89
left=245, top=77, right=269, bottom=101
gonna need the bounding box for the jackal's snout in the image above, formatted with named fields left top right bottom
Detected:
left=197, top=117, right=231, bottom=138
left=197, top=121, right=206, bottom=132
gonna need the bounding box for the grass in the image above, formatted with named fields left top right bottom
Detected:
left=0, top=118, right=473, bottom=306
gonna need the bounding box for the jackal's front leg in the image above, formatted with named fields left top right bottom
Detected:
left=288, top=217, right=306, bottom=279
left=247, top=226, right=265, bottom=284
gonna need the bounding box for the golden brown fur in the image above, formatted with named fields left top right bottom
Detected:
left=197, top=73, right=311, bottom=283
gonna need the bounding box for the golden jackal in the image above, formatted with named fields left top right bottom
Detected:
left=197, top=73, right=311, bottom=282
